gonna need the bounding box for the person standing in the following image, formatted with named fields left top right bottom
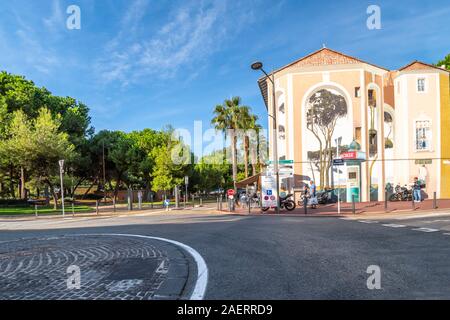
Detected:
left=310, top=180, right=318, bottom=209
left=413, top=177, right=422, bottom=203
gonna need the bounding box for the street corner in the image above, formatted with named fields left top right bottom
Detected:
left=0, top=234, right=202, bottom=300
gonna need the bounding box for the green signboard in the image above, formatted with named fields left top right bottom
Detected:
left=266, top=160, right=294, bottom=165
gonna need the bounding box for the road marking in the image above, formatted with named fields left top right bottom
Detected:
left=358, top=220, right=379, bottom=224
left=412, top=227, right=439, bottom=233
left=421, top=219, right=450, bottom=224
left=393, top=212, right=450, bottom=220
left=76, top=233, right=208, bottom=300
left=382, top=224, right=406, bottom=228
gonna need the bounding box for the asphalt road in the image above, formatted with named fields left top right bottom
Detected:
left=2, top=211, right=450, bottom=299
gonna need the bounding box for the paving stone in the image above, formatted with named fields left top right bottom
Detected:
left=0, top=235, right=191, bottom=300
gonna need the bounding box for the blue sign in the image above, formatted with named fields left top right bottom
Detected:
left=333, top=159, right=345, bottom=166
left=266, top=190, right=273, bottom=196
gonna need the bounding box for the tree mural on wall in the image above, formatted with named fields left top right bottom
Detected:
left=384, top=111, right=394, bottom=149
left=306, top=89, right=348, bottom=189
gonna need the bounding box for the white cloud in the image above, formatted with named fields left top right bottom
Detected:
left=14, top=15, right=60, bottom=74
left=95, top=0, right=255, bottom=86
left=43, top=0, right=65, bottom=34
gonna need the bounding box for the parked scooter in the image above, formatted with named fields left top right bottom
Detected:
left=389, top=183, right=413, bottom=201
left=262, top=194, right=296, bottom=212
left=317, top=189, right=338, bottom=204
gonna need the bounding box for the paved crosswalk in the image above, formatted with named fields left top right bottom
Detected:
left=351, top=214, right=450, bottom=236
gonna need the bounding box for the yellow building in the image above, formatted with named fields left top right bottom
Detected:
left=257, top=48, right=450, bottom=202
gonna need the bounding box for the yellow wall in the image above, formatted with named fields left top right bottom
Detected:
left=441, top=74, right=450, bottom=198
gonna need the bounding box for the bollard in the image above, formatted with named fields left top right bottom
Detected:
left=96, top=200, right=99, bottom=215
left=433, top=192, right=437, bottom=209
left=35, top=204, right=38, bottom=218
left=72, top=202, right=75, bottom=217
left=352, top=195, right=356, bottom=214
left=138, top=192, right=142, bottom=210
left=127, top=189, right=133, bottom=211
left=200, top=198, right=203, bottom=207
left=192, top=195, right=195, bottom=208
left=219, top=195, right=223, bottom=211
left=217, top=197, right=219, bottom=210
left=384, top=191, right=388, bottom=211
left=113, top=197, right=116, bottom=213
left=248, top=198, right=251, bottom=214
left=303, top=196, right=308, bottom=215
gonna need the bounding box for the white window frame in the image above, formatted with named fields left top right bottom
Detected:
left=416, top=76, right=427, bottom=93
left=413, top=118, right=433, bottom=152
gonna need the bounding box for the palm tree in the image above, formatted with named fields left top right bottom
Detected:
left=211, top=97, right=242, bottom=190
left=237, top=107, right=261, bottom=178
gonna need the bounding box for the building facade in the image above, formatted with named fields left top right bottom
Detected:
left=258, top=48, right=450, bottom=202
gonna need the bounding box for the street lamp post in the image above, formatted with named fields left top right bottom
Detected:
left=251, top=61, right=280, bottom=214
left=59, top=159, right=65, bottom=217
left=335, top=137, right=342, bottom=214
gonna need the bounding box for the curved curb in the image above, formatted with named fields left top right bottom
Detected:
left=77, top=233, right=208, bottom=300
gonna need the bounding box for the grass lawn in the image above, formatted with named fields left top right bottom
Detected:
left=0, top=205, right=94, bottom=216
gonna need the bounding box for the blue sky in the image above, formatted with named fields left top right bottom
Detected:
left=0, top=0, right=449, bottom=134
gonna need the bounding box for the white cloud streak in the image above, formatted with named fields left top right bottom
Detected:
left=95, top=0, right=255, bottom=86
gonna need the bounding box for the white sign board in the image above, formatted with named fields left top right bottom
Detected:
left=261, top=175, right=278, bottom=208
left=266, top=164, right=294, bottom=178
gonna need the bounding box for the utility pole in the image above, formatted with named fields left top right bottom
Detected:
left=251, top=61, right=280, bottom=214
left=335, top=137, right=342, bottom=214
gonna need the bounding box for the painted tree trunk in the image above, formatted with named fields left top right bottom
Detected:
left=231, top=133, right=238, bottom=190
left=20, top=167, right=26, bottom=199
left=244, top=136, right=249, bottom=178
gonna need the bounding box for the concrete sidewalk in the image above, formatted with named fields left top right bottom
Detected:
left=218, top=198, right=450, bottom=219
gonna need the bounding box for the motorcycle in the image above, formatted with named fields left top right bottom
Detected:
left=389, top=184, right=413, bottom=201
left=317, top=189, right=338, bottom=205
left=262, top=193, right=296, bottom=212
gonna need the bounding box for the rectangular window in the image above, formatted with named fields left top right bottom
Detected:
left=415, top=120, right=431, bottom=151
left=355, top=127, right=362, bottom=144
left=355, top=87, right=361, bottom=98
left=417, top=78, right=426, bottom=92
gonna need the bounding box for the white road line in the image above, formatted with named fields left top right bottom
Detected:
left=358, top=220, right=379, bottom=224
left=382, top=224, right=406, bottom=228
left=75, top=233, right=208, bottom=300
left=412, top=227, right=439, bottom=233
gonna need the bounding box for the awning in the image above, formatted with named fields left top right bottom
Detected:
left=236, top=173, right=261, bottom=188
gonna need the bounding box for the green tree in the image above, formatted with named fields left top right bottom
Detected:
left=194, top=151, right=231, bottom=192
left=0, top=71, right=93, bottom=199
left=27, top=108, right=76, bottom=207
left=0, top=108, right=76, bottom=206
left=436, top=54, right=450, bottom=70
